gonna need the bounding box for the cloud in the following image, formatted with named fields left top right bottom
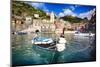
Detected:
left=58, top=12, right=65, bottom=17
left=58, top=8, right=95, bottom=20
left=31, top=3, right=44, bottom=8
left=28, top=2, right=95, bottom=20
left=63, top=9, right=76, bottom=16
left=78, top=8, right=96, bottom=20
left=70, top=6, right=75, bottom=11
left=58, top=9, right=76, bottom=17
left=29, top=3, right=49, bottom=13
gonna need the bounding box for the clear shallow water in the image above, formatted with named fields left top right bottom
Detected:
left=12, top=33, right=96, bottom=66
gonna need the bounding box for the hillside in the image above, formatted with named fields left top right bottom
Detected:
left=60, top=15, right=86, bottom=23
left=12, top=1, right=47, bottom=19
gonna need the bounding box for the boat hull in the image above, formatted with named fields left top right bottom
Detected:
left=32, top=37, right=56, bottom=50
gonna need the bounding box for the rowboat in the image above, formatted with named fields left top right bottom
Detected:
left=32, top=36, right=67, bottom=52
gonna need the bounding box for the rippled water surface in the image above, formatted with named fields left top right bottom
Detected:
left=12, top=33, right=96, bottom=66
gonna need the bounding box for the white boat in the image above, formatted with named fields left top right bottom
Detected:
left=32, top=36, right=67, bottom=52
left=74, top=32, right=95, bottom=37
left=32, top=37, right=57, bottom=50
left=32, top=37, right=53, bottom=44
left=32, top=28, right=67, bottom=52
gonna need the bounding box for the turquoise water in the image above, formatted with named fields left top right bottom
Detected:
left=12, top=33, right=96, bottom=66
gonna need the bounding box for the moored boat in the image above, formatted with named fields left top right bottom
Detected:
left=74, top=32, right=95, bottom=37
left=32, top=36, right=67, bottom=52
left=32, top=37, right=56, bottom=50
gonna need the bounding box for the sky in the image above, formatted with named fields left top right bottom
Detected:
left=27, top=2, right=96, bottom=20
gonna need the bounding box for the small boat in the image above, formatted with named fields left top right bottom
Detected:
left=32, top=37, right=54, bottom=44
left=32, top=37, right=66, bottom=52
left=14, top=32, right=27, bottom=35
left=32, top=28, right=67, bottom=52
left=32, top=36, right=67, bottom=52
left=74, top=32, right=95, bottom=37
left=32, top=37, right=56, bottom=50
